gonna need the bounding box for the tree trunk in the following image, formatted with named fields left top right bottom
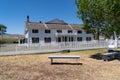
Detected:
left=97, top=28, right=100, bottom=40
left=94, top=28, right=100, bottom=40
left=1, top=29, right=3, bottom=40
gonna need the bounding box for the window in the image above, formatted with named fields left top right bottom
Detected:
left=44, top=37, right=51, bottom=43
left=32, top=37, right=39, bottom=43
left=68, top=30, right=73, bottom=33
left=20, top=38, right=27, bottom=43
left=57, top=37, right=61, bottom=42
left=77, top=30, right=82, bottom=34
left=24, top=38, right=27, bottom=43
left=57, top=30, right=62, bottom=33
left=45, top=30, right=51, bottom=33
left=69, top=37, right=73, bottom=42
left=71, top=37, right=73, bottom=41
left=86, top=37, right=91, bottom=41
left=77, top=37, right=82, bottom=41
left=32, top=29, right=38, bottom=33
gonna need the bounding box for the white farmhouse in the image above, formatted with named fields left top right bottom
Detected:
left=24, top=16, right=94, bottom=47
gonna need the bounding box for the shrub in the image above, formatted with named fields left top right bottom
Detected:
left=0, top=40, right=6, bottom=44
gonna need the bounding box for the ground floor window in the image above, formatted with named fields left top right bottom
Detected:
left=56, top=37, right=61, bottom=42
left=20, top=38, right=27, bottom=44
left=62, top=36, right=73, bottom=42
left=24, top=38, right=27, bottom=43
left=56, top=36, right=74, bottom=42
left=77, top=37, right=82, bottom=41
left=32, top=37, right=39, bottom=43
left=86, top=37, right=91, bottom=41
left=69, top=37, right=73, bottom=42
left=44, top=37, right=51, bottom=43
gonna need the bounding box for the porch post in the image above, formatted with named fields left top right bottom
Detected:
left=67, top=36, right=69, bottom=42
left=18, top=38, right=20, bottom=45
left=56, top=37, right=58, bottom=43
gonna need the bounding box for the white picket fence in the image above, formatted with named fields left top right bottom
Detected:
left=0, top=40, right=120, bottom=56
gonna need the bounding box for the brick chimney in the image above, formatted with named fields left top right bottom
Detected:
left=27, top=15, right=30, bottom=22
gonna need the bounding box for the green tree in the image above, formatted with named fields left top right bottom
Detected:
left=0, top=24, right=7, bottom=40
left=76, top=0, right=105, bottom=40
left=76, top=0, right=120, bottom=39
left=104, top=0, right=120, bottom=37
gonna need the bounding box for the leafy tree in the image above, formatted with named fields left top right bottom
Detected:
left=0, top=24, right=7, bottom=40
left=76, top=0, right=120, bottom=39
left=104, top=0, right=120, bottom=37
left=76, top=0, right=105, bottom=40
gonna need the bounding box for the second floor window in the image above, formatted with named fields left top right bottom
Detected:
left=57, top=30, right=62, bottom=33
left=77, top=30, right=82, bottom=34
left=68, top=30, right=73, bottom=33
left=45, top=30, right=51, bottom=33
left=32, top=29, right=38, bottom=33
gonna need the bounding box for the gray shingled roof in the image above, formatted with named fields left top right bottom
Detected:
left=46, top=18, right=68, bottom=24
left=26, top=22, right=46, bottom=29
left=26, top=19, right=83, bottom=30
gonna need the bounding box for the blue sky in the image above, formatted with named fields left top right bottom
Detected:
left=0, top=0, right=82, bottom=34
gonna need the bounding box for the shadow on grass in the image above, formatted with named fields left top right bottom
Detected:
left=90, top=53, right=102, bottom=60
left=51, top=62, right=83, bottom=65
left=90, top=52, right=120, bottom=61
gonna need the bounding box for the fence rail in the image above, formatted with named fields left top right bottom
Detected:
left=0, top=41, right=120, bottom=56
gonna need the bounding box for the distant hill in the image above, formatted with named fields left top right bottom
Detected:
left=1, top=33, right=24, bottom=39
left=4, top=33, right=23, bottom=36
left=0, top=33, right=24, bottom=43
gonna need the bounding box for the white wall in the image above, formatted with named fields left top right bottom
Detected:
left=25, top=29, right=94, bottom=46
left=76, top=30, right=93, bottom=41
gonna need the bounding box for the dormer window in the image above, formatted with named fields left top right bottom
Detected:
left=32, top=29, right=38, bottom=33
left=68, top=30, right=73, bottom=33
left=45, top=30, right=51, bottom=33
left=57, top=30, right=62, bottom=33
